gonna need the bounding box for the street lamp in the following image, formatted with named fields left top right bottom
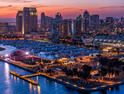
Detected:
left=40, top=53, right=42, bottom=62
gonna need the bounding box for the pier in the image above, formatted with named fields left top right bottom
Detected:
left=10, top=71, right=39, bottom=85
left=20, top=73, right=41, bottom=78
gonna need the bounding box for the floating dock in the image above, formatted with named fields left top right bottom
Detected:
left=20, top=73, right=41, bottom=78
left=10, top=71, right=39, bottom=85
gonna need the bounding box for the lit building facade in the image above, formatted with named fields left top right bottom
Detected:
left=52, top=20, right=72, bottom=38
left=74, top=14, right=83, bottom=38
left=121, top=17, right=124, bottom=27
left=105, top=17, right=114, bottom=31
left=16, top=11, right=23, bottom=32
left=55, top=12, right=63, bottom=20
left=0, top=22, right=8, bottom=34
left=90, top=14, right=99, bottom=31
left=22, top=7, right=37, bottom=34
left=41, top=12, right=46, bottom=31
left=61, top=20, right=72, bottom=38
left=83, top=10, right=90, bottom=33
left=41, top=13, right=53, bottom=32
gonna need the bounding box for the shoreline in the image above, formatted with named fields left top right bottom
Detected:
left=0, top=47, right=5, bottom=51
left=0, top=57, right=124, bottom=92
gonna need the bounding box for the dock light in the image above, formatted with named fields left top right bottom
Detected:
left=92, top=88, right=97, bottom=90
left=80, top=87, right=85, bottom=89
left=5, top=54, right=9, bottom=57
left=25, top=52, right=29, bottom=55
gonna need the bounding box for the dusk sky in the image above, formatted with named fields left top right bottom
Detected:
left=0, top=0, right=124, bottom=20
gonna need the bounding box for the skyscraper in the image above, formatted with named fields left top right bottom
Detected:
left=55, top=12, right=63, bottom=20
left=105, top=17, right=114, bottom=30
left=22, top=7, right=37, bottom=34
left=52, top=20, right=72, bottom=38
left=62, top=20, right=72, bottom=38
left=41, top=13, right=53, bottom=32
left=74, top=14, right=83, bottom=38
left=52, top=20, right=62, bottom=38
left=0, top=22, right=8, bottom=34
left=121, top=17, right=124, bottom=26
left=83, top=10, right=90, bottom=33
left=90, top=15, right=99, bottom=31
left=41, top=12, right=46, bottom=31
left=16, top=11, right=23, bottom=32
left=45, top=16, right=53, bottom=31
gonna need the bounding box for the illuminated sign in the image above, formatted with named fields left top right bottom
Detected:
left=30, top=12, right=37, bottom=15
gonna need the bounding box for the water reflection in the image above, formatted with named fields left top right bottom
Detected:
left=11, top=74, right=13, bottom=79
left=17, top=77, right=19, bottom=83
left=33, top=85, right=36, bottom=93
left=4, top=63, right=10, bottom=85
left=14, top=76, right=16, bottom=82
left=29, top=83, right=32, bottom=91
left=115, top=86, right=120, bottom=91
left=55, top=82, right=57, bottom=88
left=37, top=86, right=41, bottom=94
left=36, top=76, right=38, bottom=81
left=23, top=80, right=25, bottom=84
left=99, top=90, right=107, bottom=94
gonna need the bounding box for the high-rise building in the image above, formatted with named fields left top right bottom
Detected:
left=41, top=12, right=46, bottom=31
left=41, top=13, right=53, bottom=31
left=16, top=11, right=23, bottom=32
left=55, top=12, right=63, bottom=20
left=52, top=20, right=62, bottom=38
left=90, top=15, right=99, bottom=31
left=105, top=17, right=114, bottom=30
left=52, top=20, right=72, bottom=38
left=0, top=22, right=8, bottom=34
left=83, top=10, right=90, bottom=33
left=8, top=25, right=16, bottom=34
left=22, top=7, right=37, bottom=34
left=61, top=20, right=72, bottom=38
left=121, top=17, right=124, bottom=26
left=74, top=14, right=83, bottom=38
left=45, top=16, right=53, bottom=31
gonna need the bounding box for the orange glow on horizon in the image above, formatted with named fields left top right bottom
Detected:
left=0, top=0, right=123, bottom=19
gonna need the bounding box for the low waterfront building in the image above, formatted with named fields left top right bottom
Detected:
left=94, top=35, right=124, bottom=47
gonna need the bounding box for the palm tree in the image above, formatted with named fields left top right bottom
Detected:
left=99, top=67, right=107, bottom=80
left=116, top=47, right=120, bottom=55
left=46, top=69, right=55, bottom=76
left=72, top=68, right=78, bottom=77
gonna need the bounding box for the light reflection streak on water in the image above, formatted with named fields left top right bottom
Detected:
left=33, top=85, right=36, bottom=93
left=5, top=63, right=10, bottom=85
left=55, top=82, right=57, bottom=88
left=36, top=76, right=38, bottom=81
left=11, top=74, right=13, bottom=79
left=37, top=86, right=41, bottom=94
left=23, top=80, right=25, bottom=84
left=14, top=76, right=16, bottom=82
left=17, top=77, right=19, bottom=83
left=29, top=83, right=32, bottom=93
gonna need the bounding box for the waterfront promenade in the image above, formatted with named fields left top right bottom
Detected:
left=0, top=53, right=124, bottom=92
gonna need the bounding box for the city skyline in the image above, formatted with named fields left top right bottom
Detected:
left=0, top=0, right=124, bottom=20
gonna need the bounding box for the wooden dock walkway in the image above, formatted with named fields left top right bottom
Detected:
left=20, top=73, right=41, bottom=78
left=10, top=71, right=39, bottom=85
